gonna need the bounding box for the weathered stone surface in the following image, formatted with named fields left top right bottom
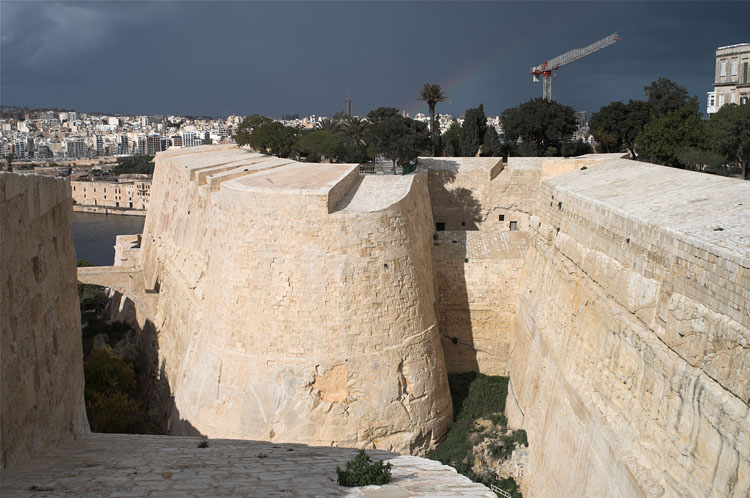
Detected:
left=66, top=148, right=748, bottom=497
left=0, top=172, right=89, bottom=468
left=508, top=160, right=750, bottom=498
left=0, top=434, right=495, bottom=497
left=433, top=230, right=527, bottom=374
left=86, top=148, right=453, bottom=454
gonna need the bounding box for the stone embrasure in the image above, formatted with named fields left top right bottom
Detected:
left=0, top=434, right=495, bottom=497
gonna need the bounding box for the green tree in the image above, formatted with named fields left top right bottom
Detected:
left=235, top=114, right=273, bottom=146
left=637, top=97, right=708, bottom=167
left=589, top=100, right=651, bottom=158
left=112, top=155, right=155, bottom=175
left=247, top=121, right=299, bottom=158
left=481, top=126, right=502, bottom=157
left=366, top=107, right=429, bottom=167
left=560, top=139, right=594, bottom=157
left=442, top=121, right=462, bottom=156
left=418, top=83, right=448, bottom=156
left=645, top=77, right=689, bottom=116
left=460, top=104, right=487, bottom=157
left=341, top=117, right=371, bottom=162
left=296, top=130, right=345, bottom=163
left=501, top=98, right=577, bottom=157
left=710, top=103, right=750, bottom=179
left=84, top=346, right=138, bottom=398
left=317, top=118, right=341, bottom=134
left=675, top=147, right=727, bottom=173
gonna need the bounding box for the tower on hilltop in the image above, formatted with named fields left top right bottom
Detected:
left=345, top=95, right=353, bottom=117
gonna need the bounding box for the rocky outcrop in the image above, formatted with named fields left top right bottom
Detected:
left=1, top=173, right=89, bottom=468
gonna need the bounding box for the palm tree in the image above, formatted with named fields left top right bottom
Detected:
left=418, top=84, right=448, bottom=156
left=317, top=118, right=341, bottom=134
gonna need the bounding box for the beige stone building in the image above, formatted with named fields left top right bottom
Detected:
left=707, top=43, right=750, bottom=114
left=71, top=176, right=151, bottom=211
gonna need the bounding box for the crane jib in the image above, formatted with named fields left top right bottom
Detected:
left=530, top=32, right=621, bottom=100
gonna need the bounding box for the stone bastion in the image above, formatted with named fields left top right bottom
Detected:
left=100, top=145, right=452, bottom=454
left=20, top=145, right=746, bottom=498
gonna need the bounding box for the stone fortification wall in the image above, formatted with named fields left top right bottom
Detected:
left=420, top=154, right=624, bottom=234
left=131, top=147, right=451, bottom=454
left=507, top=160, right=750, bottom=497
left=432, top=230, right=527, bottom=374
left=0, top=173, right=89, bottom=468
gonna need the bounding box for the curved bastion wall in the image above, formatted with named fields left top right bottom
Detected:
left=134, top=146, right=452, bottom=453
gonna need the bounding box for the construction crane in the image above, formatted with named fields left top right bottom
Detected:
left=531, top=33, right=621, bottom=101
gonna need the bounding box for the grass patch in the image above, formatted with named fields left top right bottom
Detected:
left=428, top=372, right=508, bottom=475
left=427, top=372, right=524, bottom=498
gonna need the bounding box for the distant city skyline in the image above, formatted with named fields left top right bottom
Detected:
left=2, top=1, right=749, bottom=118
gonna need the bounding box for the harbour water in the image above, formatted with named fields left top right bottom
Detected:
left=70, top=212, right=145, bottom=266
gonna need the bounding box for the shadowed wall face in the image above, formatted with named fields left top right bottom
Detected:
left=433, top=230, right=527, bottom=375
left=1, top=173, right=89, bottom=469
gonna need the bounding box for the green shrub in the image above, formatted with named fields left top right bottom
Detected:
left=84, top=346, right=138, bottom=398
left=489, top=429, right=528, bottom=460
left=86, top=389, right=154, bottom=434
left=428, top=373, right=508, bottom=475
left=336, top=450, right=393, bottom=487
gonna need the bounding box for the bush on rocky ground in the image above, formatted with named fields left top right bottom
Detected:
left=427, top=372, right=526, bottom=498
left=336, top=450, right=393, bottom=487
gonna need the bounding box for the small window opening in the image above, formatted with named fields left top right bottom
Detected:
left=509, top=221, right=518, bottom=231
left=461, top=221, right=465, bottom=227
left=436, top=222, right=445, bottom=231
left=498, top=214, right=505, bottom=221
left=558, top=201, right=562, bottom=209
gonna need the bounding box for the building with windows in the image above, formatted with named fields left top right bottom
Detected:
left=96, top=135, right=104, bottom=156
left=181, top=131, right=198, bottom=147
left=146, top=134, right=162, bottom=155
left=67, top=139, right=86, bottom=159
left=70, top=176, right=151, bottom=211
left=119, top=135, right=130, bottom=155
left=707, top=43, right=750, bottom=114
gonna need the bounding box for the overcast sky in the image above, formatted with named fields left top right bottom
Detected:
left=2, top=1, right=748, bottom=118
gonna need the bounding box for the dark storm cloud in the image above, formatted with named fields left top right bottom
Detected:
left=1, top=1, right=748, bottom=117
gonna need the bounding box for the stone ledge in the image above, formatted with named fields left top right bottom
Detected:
left=0, top=434, right=495, bottom=497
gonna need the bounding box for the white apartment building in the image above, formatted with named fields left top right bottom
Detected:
left=707, top=43, right=750, bottom=114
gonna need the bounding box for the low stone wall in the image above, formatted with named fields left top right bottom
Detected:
left=508, top=161, right=750, bottom=498
left=0, top=173, right=89, bottom=468
left=73, top=204, right=146, bottom=216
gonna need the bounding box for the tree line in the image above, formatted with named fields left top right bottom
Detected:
left=235, top=81, right=749, bottom=180
left=590, top=77, right=750, bottom=179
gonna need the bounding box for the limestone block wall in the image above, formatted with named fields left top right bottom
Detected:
left=1, top=173, right=89, bottom=469
left=420, top=155, right=622, bottom=235
left=432, top=230, right=527, bottom=375
left=132, top=147, right=452, bottom=454
left=507, top=161, right=750, bottom=498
